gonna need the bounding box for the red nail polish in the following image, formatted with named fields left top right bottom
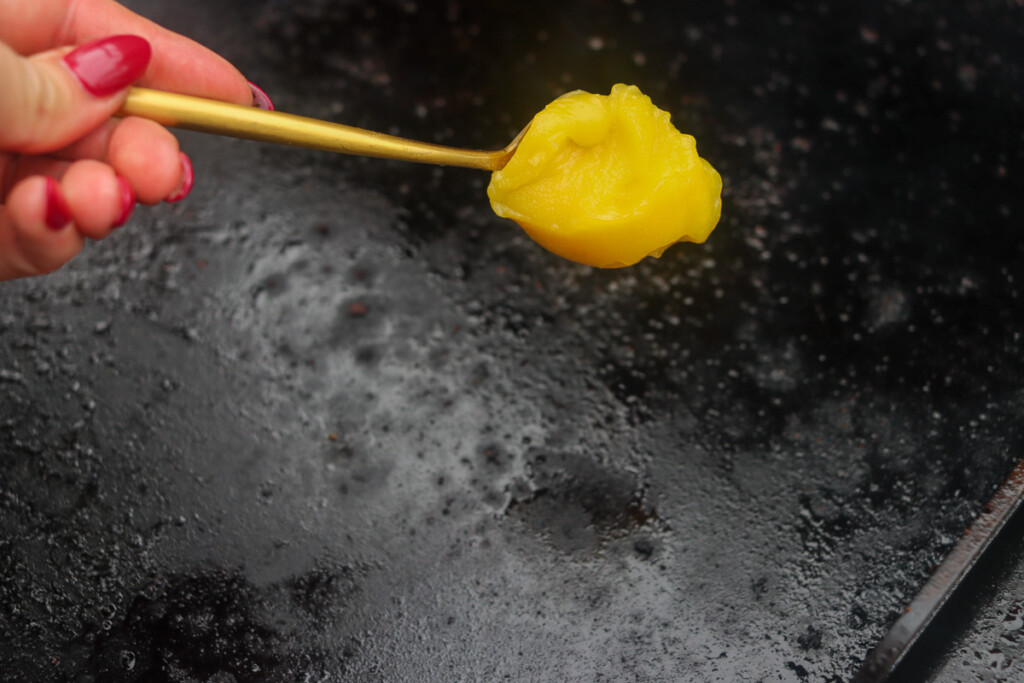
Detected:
left=166, top=152, right=194, bottom=203
left=248, top=81, right=275, bottom=111
left=44, top=178, right=72, bottom=231
left=64, top=35, right=152, bottom=97
left=113, top=177, right=136, bottom=228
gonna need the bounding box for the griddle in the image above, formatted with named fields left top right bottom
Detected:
left=2, top=0, right=1023, bottom=681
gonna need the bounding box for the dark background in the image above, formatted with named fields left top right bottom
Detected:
left=2, top=0, right=1023, bottom=680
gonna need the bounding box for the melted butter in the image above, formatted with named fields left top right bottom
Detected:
left=487, top=84, right=722, bottom=268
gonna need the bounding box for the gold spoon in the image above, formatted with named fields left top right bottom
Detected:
left=119, top=87, right=524, bottom=172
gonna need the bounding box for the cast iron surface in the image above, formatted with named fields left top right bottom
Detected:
left=2, top=1, right=1023, bottom=681
left=889, top=501, right=1024, bottom=682
left=855, top=458, right=1024, bottom=682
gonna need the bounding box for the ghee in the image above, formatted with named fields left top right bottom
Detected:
left=487, top=84, right=722, bottom=268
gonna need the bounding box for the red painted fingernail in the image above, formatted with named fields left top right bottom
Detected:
left=64, top=35, right=152, bottom=97
left=248, top=81, right=275, bottom=111
left=166, top=152, right=194, bottom=203
left=113, top=177, right=136, bottom=228
left=44, top=178, right=72, bottom=231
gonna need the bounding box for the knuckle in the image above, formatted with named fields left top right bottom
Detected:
left=0, top=47, right=71, bottom=152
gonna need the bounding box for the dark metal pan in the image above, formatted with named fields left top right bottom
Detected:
left=2, top=0, right=1022, bottom=680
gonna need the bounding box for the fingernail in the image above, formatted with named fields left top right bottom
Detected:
left=166, top=152, right=194, bottom=203
left=44, top=178, right=72, bottom=231
left=64, top=35, right=152, bottom=97
left=248, top=81, right=275, bottom=111
left=113, top=177, right=136, bottom=228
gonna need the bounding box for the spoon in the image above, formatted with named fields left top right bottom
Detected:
left=118, top=87, right=525, bottom=172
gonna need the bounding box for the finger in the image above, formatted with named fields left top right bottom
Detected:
left=106, top=117, right=188, bottom=204
left=61, top=159, right=135, bottom=240
left=0, top=36, right=151, bottom=154
left=5, top=159, right=134, bottom=239
left=0, top=176, right=83, bottom=281
left=2, top=0, right=255, bottom=107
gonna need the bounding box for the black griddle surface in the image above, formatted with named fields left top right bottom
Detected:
left=2, top=1, right=1023, bottom=681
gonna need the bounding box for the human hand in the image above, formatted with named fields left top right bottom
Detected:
left=0, top=0, right=273, bottom=282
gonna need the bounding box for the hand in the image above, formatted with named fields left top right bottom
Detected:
left=0, top=0, right=272, bottom=282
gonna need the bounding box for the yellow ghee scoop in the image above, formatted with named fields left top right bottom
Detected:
left=488, top=84, right=723, bottom=268
left=118, top=84, right=720, bottom=269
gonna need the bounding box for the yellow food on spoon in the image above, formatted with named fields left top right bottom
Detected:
left=487, top=84, right=722, bottom=268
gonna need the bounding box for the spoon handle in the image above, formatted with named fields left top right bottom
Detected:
left=118, top=87, right=512, bottom=171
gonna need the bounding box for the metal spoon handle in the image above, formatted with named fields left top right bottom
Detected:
left=119, top=87, right=515, bottom=171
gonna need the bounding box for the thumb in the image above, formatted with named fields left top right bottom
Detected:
left=0, top=35, right=151, bottom=155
